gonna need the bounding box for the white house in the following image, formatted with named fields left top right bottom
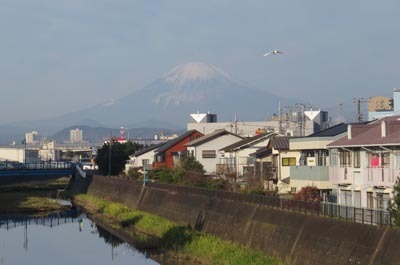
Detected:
left=125, top=143, right=164, bottom=173
left=218, top=132, right=277, bottom=178
left=185, top=129, right=243, bottom=174
left=327, top=116, right=400, bottom=210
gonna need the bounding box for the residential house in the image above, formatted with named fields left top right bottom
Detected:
left=185, top=129, right=243, bottom=174
left=288, top=123, right=348, bottom=200
left=125, top=143, right=164, bottom=173
left=153, top=130, right=203, bottom=169
left=218, top=132, right=277, bottom=178
left=327, top=117, right=400, bottom=210
left=251, top=136, right=300, bottom=193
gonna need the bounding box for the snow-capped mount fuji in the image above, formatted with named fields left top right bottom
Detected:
left=3, top=62, right=293, bottom=136
left=95, top=61, right=291, bottom=126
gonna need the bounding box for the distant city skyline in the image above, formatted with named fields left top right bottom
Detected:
left=1, top=1, right=399, bottom=124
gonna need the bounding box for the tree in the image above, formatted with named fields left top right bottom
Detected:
left=154, top=156, right=206, bottom=186
left=293, top=186, right=322, bottom=202
left=389, top=178, right=400, bottom=226
left=154, top=167, right=175, bottom=183
left=291, top=186, right=322, bottom=212
left=95, top=140, right=142, bottom=176
left=175, top=156, right=205, bottom=185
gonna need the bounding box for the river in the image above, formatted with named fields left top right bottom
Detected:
left=0, top=212, right=160, bottom=265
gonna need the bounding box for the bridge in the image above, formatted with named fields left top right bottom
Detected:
left=0, top=162, right=87, bottom=185
left=0, top=162, right=76, bottom=177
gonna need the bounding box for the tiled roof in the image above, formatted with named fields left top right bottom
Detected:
left=271, top=136, right=290, bottom=150
left=328, top=116, right=400, bottom=147
left=220, top=132, right=276, bottom=152
left=185, top=129, right=243, bottom=147
left=155, top=130, right=201, bottom=153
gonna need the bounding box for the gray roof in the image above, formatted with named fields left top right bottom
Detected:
left=306, top=123, right=348, bottom=137
left=131, top=142, right=164, bottom=157
left=155, top=130, right=200, bottom=153
left=220, top=132, right=276, bottom=152
left=250, top=146, right=272, bottom=158
left=185, top=129, right=243, bottom=147
left=271, top=136, right=290, bottom=150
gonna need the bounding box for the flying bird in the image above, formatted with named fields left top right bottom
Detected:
left=263, top=50, right=285, bottom=56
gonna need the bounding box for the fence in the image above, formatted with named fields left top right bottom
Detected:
left=142, top=181, right=394, bottom=227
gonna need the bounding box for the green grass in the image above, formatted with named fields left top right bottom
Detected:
left=75, top=194, right=282, bottom=265
left=19, top=196, right=64, bottom=211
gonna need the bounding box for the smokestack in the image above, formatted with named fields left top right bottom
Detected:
left=347, top=124, right=352, bottom=140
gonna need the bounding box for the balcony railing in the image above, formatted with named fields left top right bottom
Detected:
left=330, top=166, right=399, bottom=186
left=329, top=166, right=351, bottom=184
left=366, top=167, right=398, bottom=186
left=290, top=166, right=329, bottom=181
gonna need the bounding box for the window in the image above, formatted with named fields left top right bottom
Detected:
left=142, top=159, right=149, bottom=166
left=354, top=191, right=361, bottom=208
left=368, top=152, right=390, bottom=167
left=381, top=153, right=390, bottom=167
left=202, top=150, right=216, bottom=159
left=339, top=150, right=351, bottom=167
left=367, top=192, right=374, bottom=209
left=156, top=154, right=165, bottom=163
left=282, top=157, right=296, bottom=166
left=317, top=150, right=328, bottom=166
left=353, top=150, right=360, bottom=168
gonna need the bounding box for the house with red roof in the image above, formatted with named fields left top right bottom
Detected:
left=327, top=116, right=400, bottom=211
left=153, top=130, right=203, bottom=169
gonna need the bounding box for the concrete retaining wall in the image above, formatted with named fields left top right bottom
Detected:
left=75, top=176, right=400, bottom=265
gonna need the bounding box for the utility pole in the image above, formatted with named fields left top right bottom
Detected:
left=108, top=131, right=112, bottom=177
left=278, top=101, right=283, bottom=135
left=353, top=98, right=369, bottom=122
left=302, top=104, right=306, bottom=136
left=234, top=113, right=238, bottom=134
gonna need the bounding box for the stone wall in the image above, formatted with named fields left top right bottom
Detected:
left=75, top=175, right=400, bottom=265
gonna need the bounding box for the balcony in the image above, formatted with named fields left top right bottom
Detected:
left=329, top=166, right=352, bottom=185
left=290, top=166, right=329, bottom=182
left=366, top=167, right=399, bottom=187
left=330, top=166, right=400, bottom=187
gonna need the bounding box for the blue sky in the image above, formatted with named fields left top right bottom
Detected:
left=1, top=1, right=400, bottom=123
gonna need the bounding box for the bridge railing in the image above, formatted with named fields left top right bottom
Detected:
left=0, top=161, right=75, bottom=171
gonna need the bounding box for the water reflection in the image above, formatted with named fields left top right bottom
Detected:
left=0, top=212, right=159, bottom=265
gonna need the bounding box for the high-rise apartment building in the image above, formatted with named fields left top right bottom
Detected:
left=70, top=128, right=83, bottom=143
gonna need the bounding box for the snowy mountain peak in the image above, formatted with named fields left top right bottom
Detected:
left=162, top=62, right=231, bottom=87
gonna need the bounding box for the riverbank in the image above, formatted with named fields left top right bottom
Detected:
left=0, top=177, right=71, bottom=213
left=74, top=194, right=282, bottom=265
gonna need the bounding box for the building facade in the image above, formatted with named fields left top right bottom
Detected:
left=328, top=117, right=400, bottom=210
left=185, top=130, right=243, bottom=174
left=70, top=128, right=83, bottom=143
left=153, top=130, right=203, bottom=169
